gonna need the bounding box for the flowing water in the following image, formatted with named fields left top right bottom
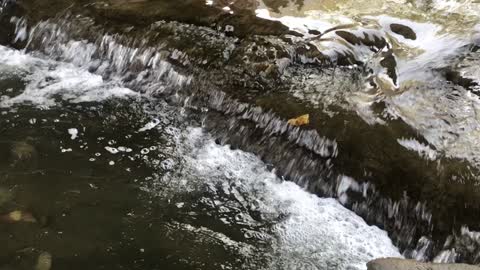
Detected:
left=0, top=0, right=479, bottom=269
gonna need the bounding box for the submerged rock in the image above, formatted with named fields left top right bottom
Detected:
left=35, top=252, right=52, bottom=270
left=9, top=140, right=37, bottom=168
left=367, top=258, right=480, bottom=270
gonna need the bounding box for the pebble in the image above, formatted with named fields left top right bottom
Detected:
left=35, top=252, right=52, bottom=270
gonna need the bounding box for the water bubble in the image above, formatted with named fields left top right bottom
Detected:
left=105, top=146, right=119, bottom=154
left=140, top=148, right=150, bottom=155
left=161, top=158, right=175, bottom=170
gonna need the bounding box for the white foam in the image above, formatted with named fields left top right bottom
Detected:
left=174, top=127, right=402, bottom=269
left=372, top=15, right=468, bottom=83
left=68, top=128, right=79, bottom=140
left=0, top=45, right=139, bottom=108
left=397, top=138, right=438, bottom=160
left=138, top=119, right=161, bottom=132
left=105, top=146, right=119, bottom=154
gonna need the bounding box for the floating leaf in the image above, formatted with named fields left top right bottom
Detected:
left=287, top=114, right=310, bottom=126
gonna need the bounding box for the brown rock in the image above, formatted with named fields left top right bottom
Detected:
left=390, top=23, right=417, bottom=40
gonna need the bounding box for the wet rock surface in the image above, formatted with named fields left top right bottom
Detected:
left=389, top=24, right=417, bottom=40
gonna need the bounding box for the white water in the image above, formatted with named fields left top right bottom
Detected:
left=0, top=46, right=138, bottom=107
left=255, top=1, right=480, bottom=166
left=171, top=127, right=402, bottom=270
left=0, top=43, right=402, bottom=269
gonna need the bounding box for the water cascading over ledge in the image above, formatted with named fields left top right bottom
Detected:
left=1, top=0, right=480, bottom=264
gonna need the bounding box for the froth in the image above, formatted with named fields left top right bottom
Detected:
left=175, top=127, right=402, bottom=270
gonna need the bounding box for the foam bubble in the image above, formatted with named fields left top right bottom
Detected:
left=68, top=128, right=78, bottom=140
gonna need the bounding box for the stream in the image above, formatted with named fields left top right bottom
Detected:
left=0, top=0, right=479, bottom=269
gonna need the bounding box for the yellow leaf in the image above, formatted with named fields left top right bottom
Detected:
left=8, top=210, right=22, bottom=222
left=287, top=114, right=309, bottom=126
left=5, top=210, right=37, bottom=223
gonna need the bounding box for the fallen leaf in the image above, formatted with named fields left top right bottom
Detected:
left=1, top=210, right=37, bottom=223
left=287, top=114, right=310, bottom=126
left=9, top=210, right=22, bottom=221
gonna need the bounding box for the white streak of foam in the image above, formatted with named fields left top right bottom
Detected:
left=0, top=45, right=138, bottom=107
left=397, top=138, right=438, bottom=160
left=432, top=0, right=480, bottom=17
left=138, top=119, right=161, bottom=132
